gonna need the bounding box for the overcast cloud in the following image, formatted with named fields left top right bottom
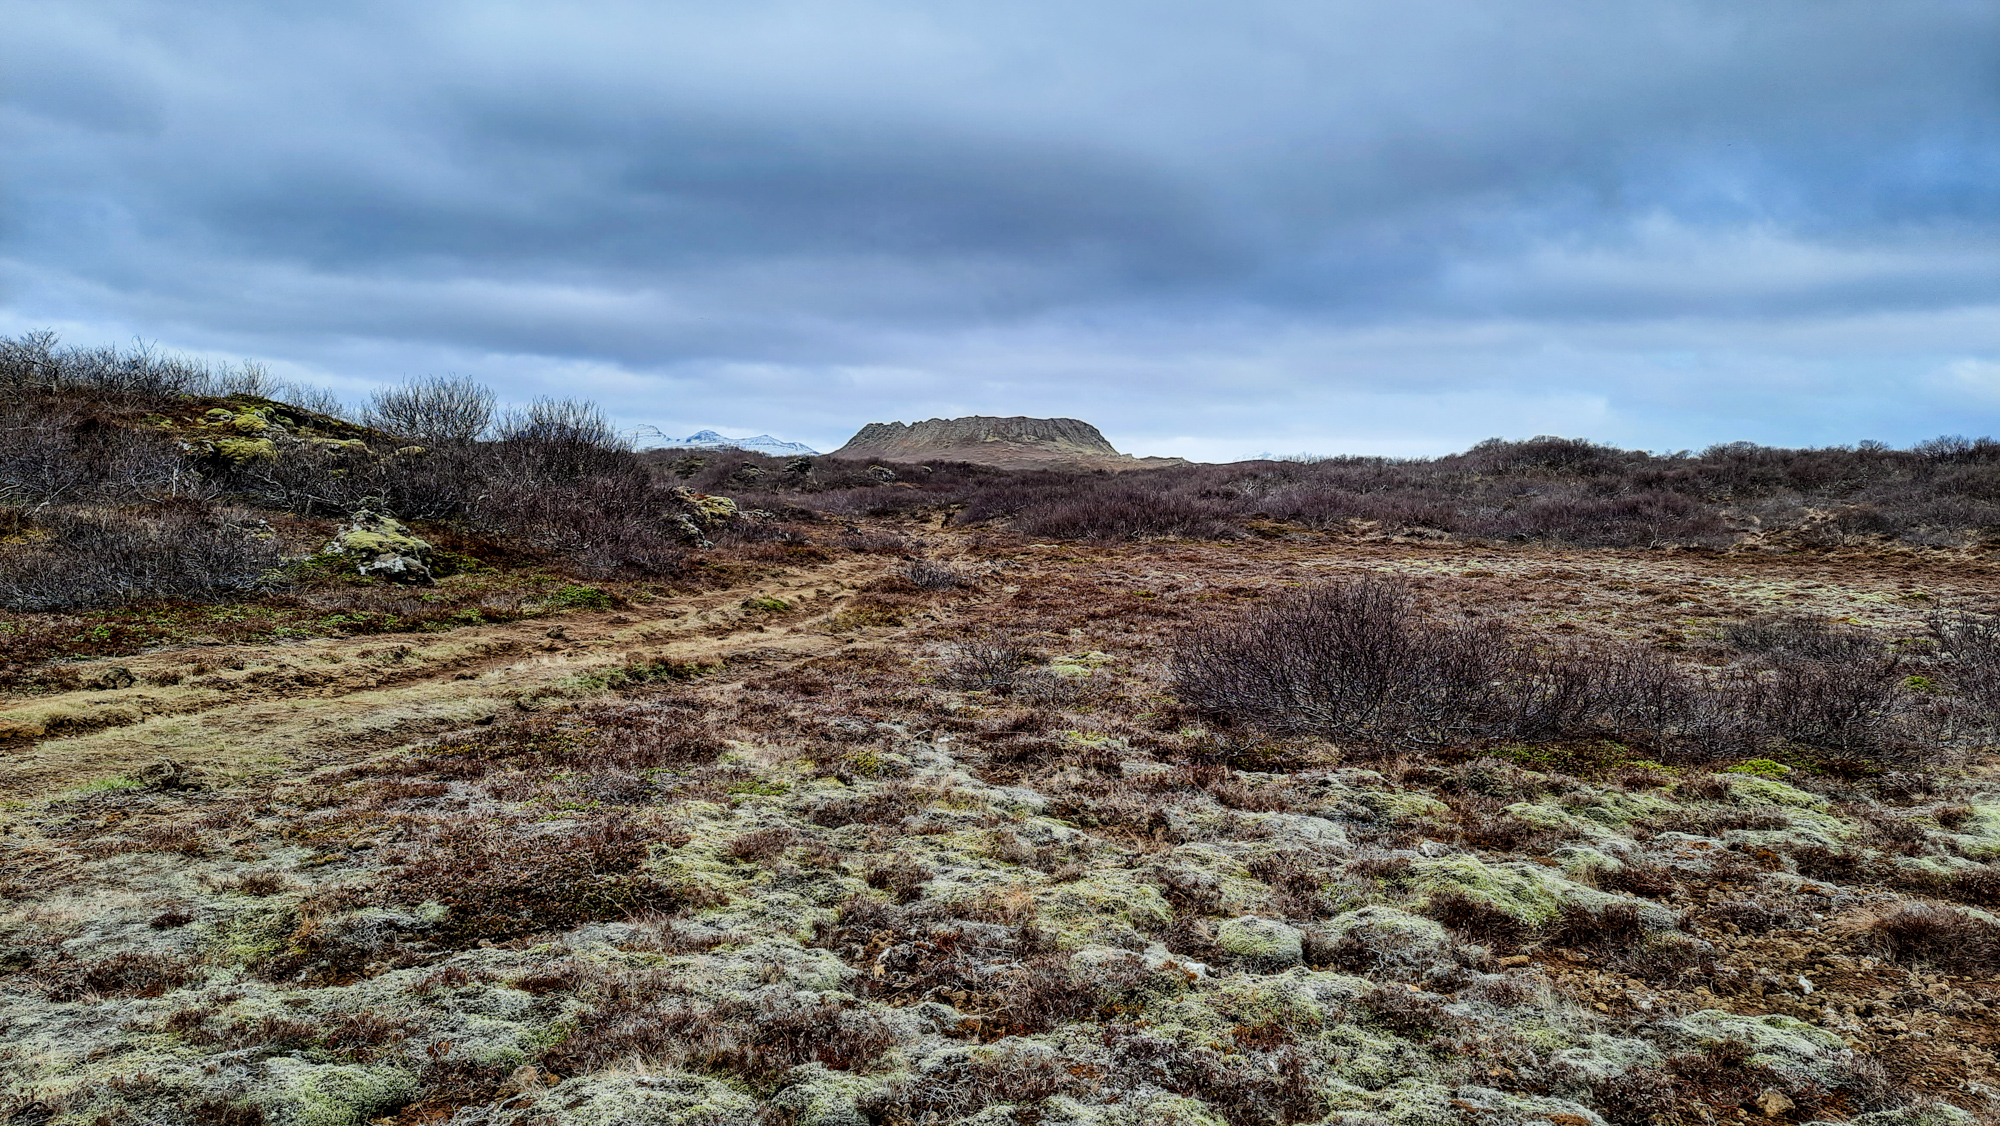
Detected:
left=3, top=0, right=1997, bottom=458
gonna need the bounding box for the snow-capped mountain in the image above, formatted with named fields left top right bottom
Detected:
left=632, top=427, right=820, bottom=457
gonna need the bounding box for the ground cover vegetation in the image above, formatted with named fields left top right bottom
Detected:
left=0, top=334, right=817, bottom=688
left=5, top=332, right=2000, bottom=1126
left=673, top=435, right=2000, bottom=551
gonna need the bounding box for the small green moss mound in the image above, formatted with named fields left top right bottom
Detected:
left=214, top=436, right=279, bottom=462
left=1724, top=758, right=1792, bottom=777
left=543, top=584, right=615, bottom=610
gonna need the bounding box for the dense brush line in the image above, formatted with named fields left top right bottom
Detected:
left=12, top=329, right=2000, bottom=552
left=1170, top=577, right=1991, bottom=762
left=681, top=439, right=2000, bottom=549
left=0, top=334, right=714, bottom=609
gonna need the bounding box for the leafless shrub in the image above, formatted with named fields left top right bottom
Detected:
left=42, top=952, right=201, bottom=1001
left=363, top=375, right=495, bottom=446
left=1857, top=901, right=2000, bottom=975
left=1930, top=607, right=2000, bottom=727
left=493, top=397, right=628, bottom=475
left=864, top=855, right=934, bottom=903
left=724, top=828, right=794, bottom=864
left=1172, top=579, right=1505, bottom=743
left=1724, top=615, right=1881, bottom=661
left=1175, top=578, right=1927, bottom=757
left=0, top=398, right=191, bottom=508
left=380, top=814, right=720, bottom=946
left=902, top=557, right=968, bottom=589
left=0, top=502, right=284, bottom=611
left=944, top=636, right=1032, bottom=692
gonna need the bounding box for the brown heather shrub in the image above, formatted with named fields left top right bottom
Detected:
left=1934, top=801, right=1976, bottom=829
left=1246, top=851, right=1333, bottom=920
left=723, top=827, right=794, bottom=864
left=1100, top=1030, right=1325, bottom=1126
left=1791, top=845, right=1871, bottom=882
left=184, top=1097, right=268, bottom=1126
left=0, top=502, right=284, bottom=612
left=381, top=815, right=719, bottom=946
left=1422, top=889, right=1529, bottom=949
left=862, top=1043, right=1087, bottom=1122
left=1704, top=898, right=1798, bottom=934
left=43, top=952, right=201, bottom=1001
left=387, top=698, right=722, bottom=785
left=1858, top=902, right=2000, bottom=975
left=539, top=990, right=894, bottom=1083
left=809, top=894, right=1132, bottom=1040
left=150, top=906, right=198, bottom=929
left=1598, top=861, right=1680, bottom=899
left=864, top=855, right=935, bottom=904
left=1172, top=577, right=1939, bottom=760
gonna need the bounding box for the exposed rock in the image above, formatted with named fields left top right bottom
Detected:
left=670, top=486, right=739, bottom=529
left=328, top=509, right=434, bottom=583
left=90, top=666, right=136, bottom=690
left=1756, top=1088, right=1796, bottom=1117
left=136, top=759, right=205, bottom=791
left=831, top=416, right=1188, bottom=471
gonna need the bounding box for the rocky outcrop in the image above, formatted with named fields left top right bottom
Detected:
left=328, top=509, right=434, bottom=583
left=831, top=416, right=1185, bottom=471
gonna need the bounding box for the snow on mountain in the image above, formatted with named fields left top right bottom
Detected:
left=631, top=427, right=820, bottom=457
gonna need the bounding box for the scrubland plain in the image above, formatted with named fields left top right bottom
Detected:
left=4, top=335, right=1999, bottom=1126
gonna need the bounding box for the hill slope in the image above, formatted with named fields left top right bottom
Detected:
left=832, top=415, right=1185, bottom=470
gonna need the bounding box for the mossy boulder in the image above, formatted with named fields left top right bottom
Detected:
left=213, top=436, right=279, bottom=462
left=1724, top=775, right=1830, bottom=810
left=768, top=1062, right=881, bottom=1126
left=327, top=509, right=433, bottom=584
left=671, top=486, right=740, bottom=528
left=252, top=1060, right=417, bottom=1126
left=1410, top=854, right=1673, bottom=930
left=465, top=1072, right=760, bottom=1125
left=1317, top=905, right=1456, bottom=974
left=1214, top=915, right=1304, bottom=970
left=1039, top=869, right=1171, bottom=946
left=1667, top=1010, right=1848, bottom=1086
left=1322, top=1080, right=1607, bottom=1126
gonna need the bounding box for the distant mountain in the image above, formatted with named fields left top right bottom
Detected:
left=632, top=427, right=820, bottom=457
left=831, top=416, right=1186, bottom=471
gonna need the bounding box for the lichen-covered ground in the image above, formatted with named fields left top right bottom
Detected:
left=5, top=530, right=2000, bottom=1126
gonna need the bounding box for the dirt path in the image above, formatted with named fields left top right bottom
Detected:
left=0, top=553, right=907, bottom=802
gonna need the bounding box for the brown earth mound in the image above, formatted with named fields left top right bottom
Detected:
left=831, top=415, right=1186, bottom=471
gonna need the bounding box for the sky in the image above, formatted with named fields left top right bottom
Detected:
left=3, top=1, right=1998, bottom=461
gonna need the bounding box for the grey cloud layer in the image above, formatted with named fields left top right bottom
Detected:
left=3, top=0, right=1998, bottom=455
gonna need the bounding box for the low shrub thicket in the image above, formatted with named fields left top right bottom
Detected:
left=659, top=431, right=2000, bottom=547
left=0, top=501, right=284, bottom=611
left=1172, top=577, right=1980, bottom=762
left=0, top=336, right=703, bottom=607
